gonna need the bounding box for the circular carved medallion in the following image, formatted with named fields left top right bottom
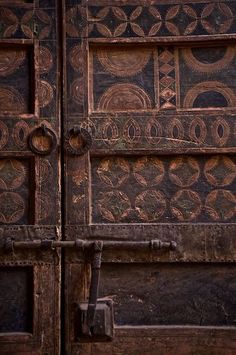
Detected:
left=0, top=159, right=26, bottom=190
left=169, top=156, right=200, bottom=187
left=97, top=47, right=152, bottom=77
left=205, top=189, right=236, bottom=221
left=70, top=78, right=84, bottom=105
left=182, top=46, right=235, bottom=73
left=0, top=192, right=25, bottom=224
left=133, top=157, right=165, bottom=187
left=0, top=49, right=25, bottom=76
left=0, top=86, right=26, bottom=113
left=135, top=190, right=166, bottom=221
left=69, top=45, right=83, bottom=72
left=38, top=80, right=53, bottom=108
left=36, top=159, right=53, bottom=185
left=183, top=81, right=236, bottom=108
left=97, top=157, right=130, bottom=188
left=170, top=189, right=202, bottom=221
left=204, top=156, right=236, bottom=187
left=39, top=46, right=53, bottom=74
left=98, top=83, right=152, bottom=111
left=98, top=190, right=131, bottom=222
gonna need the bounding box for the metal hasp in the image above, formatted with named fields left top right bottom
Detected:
left=1, top=238, right=177, bottom=343
left=76, top=241, right=114, bottom=342
left=74, top=239, right=177, bottom=342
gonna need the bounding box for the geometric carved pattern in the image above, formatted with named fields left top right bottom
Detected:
left=0, top=121, right=9, bottom=149
left=88, top=3, right=235, bottom=38
left=169, top=157, right=200, bottom=187
left=0, top=159, right=30, bottom=224
left=92, top=155, right=236, bottom=223
left=0, top=86, right=26, bottom=113
left=0, top=192, right=25, bottom=224
left=182, top=46, right=235, bottom=73
left=0, top=46, right=32, bottom=114
left=89, top=114, right=235, bottom=150
left=211, top=118, right=230, bottom=147
left=98, top=83, right=152, bottom=112
left=158, top=47, right=177, bottom=109
left=0, top=49, right=25, bottom=76
left=39, top=46, right=53, bottom=74
left=170, top=189, right=202, bottom=221
left=97, top=47, right=152, bottom=77
left=0, top=159, right=26, bottom=190
left=12, top=120, right=30, bottom=149
left=183, top=81, right=236, bottom=109
left=90, top=45, right=155, bottom=112
left=91, top=43, right=236, bottom=112
left=205, top=189, right=236, bottom=221
left=180, top=45, right=236, bottom=109
left=38, top=80, right=54, bottom=108
left=36, top=158, right=54, bottom=223
left=204, top=156, right=236, bottom=187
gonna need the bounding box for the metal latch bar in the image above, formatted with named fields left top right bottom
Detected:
left=2, top=239, right=177, bottom=252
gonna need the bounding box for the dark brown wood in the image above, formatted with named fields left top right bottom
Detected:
left=99, top=263, right=236, bottom=326
left=63, top=0, right=236, bottom=353
left=0, top=0, right=61, bottom=353
left=78, top=327, right=236, bottom=355
left=1, top=0, right=236, bottom=353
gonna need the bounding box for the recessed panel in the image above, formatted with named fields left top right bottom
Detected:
left=100, top=263, right=236, bottom=326
left=89, top=45, right=156, bottom=112
left=0, top=158, right=33, bottom=224
left=91, top=155, right=236, bottom=223
left=180, top=45, right=236, bottom=109
left=89, top=44, right=236, bottom=113
left=0, top=45, right=34, bottom=115
left=0, top=267, right=33, bottom=333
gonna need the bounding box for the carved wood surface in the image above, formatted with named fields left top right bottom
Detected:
left=64, top=0, right=236, bottom=354
left=0, top=0, right=60, bottom=353
left=1, top=0, right=236, bottom=353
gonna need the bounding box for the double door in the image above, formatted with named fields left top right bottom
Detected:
left=0, top=0, right=236, bottom=354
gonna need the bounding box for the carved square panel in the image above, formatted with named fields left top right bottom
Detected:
left=0, top=266, right=33, bottom=333
left=89, top=45, right=157, bottom=112
left=0, top=44, right=35, bottom=115
left=0, top=158, right=34, bottom=224
left=91, top=155, right=236, bottom=223
left=179, top=45, right=236, bottom=109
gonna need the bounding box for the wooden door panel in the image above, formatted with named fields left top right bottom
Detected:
left=91, top=154, right=236, bottom=223
left=63, top=1, right=236, bottom=354
left=0, top=0, right=60, bottom=354
left=0, top=255, right=60, bottom=354
left=99, top=263, right=236, bottom=326
left=81, top=328, right=236, bottom=355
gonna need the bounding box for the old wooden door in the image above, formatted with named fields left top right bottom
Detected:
left=0, top=0, right=61, bottom=353
left=1, top=0, right=236, bottom=354
left=63, top=0, right=236, bottom=354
